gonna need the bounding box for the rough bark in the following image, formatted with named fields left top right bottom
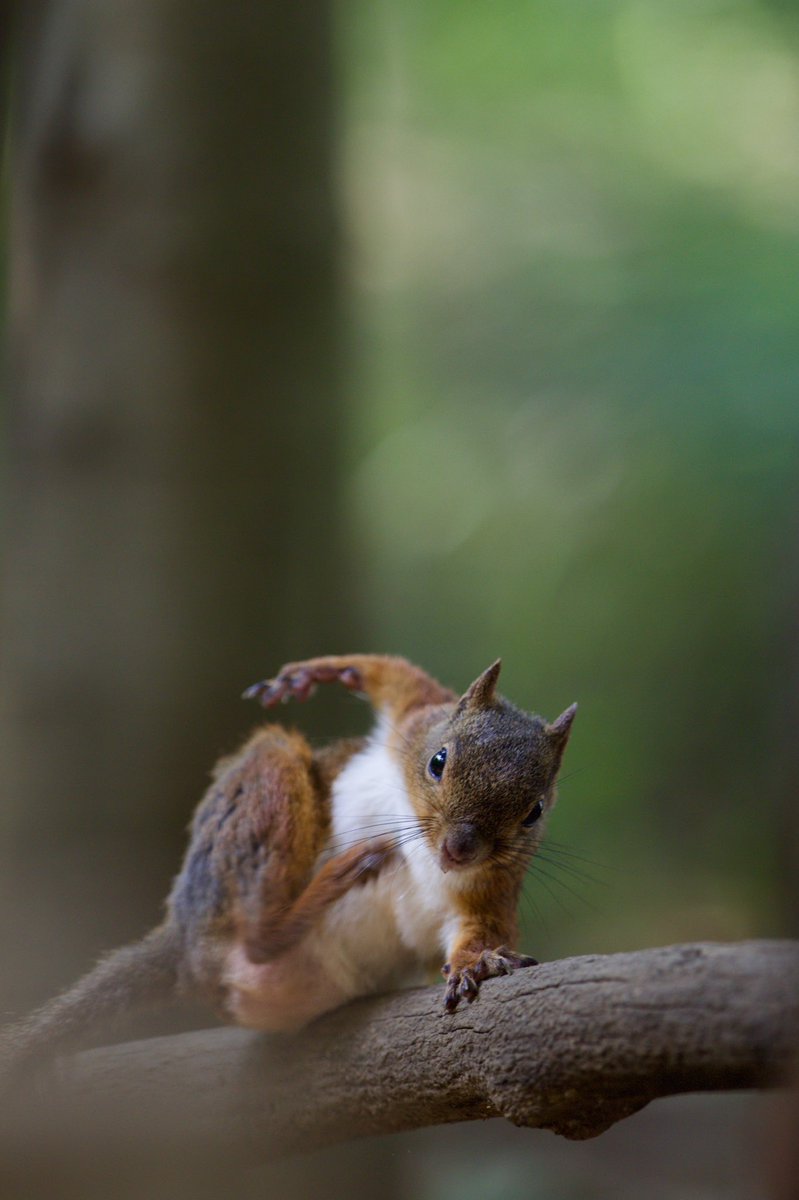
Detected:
left=3, top=941, right=797, bottom=1162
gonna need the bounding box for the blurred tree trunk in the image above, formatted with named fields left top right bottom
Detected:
left=3, top=0, right=351, bottom=847
left=0, top=0, right=367, bottom=1028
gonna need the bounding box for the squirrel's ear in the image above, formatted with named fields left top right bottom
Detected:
left=457, top=659, right=502, bottom=713
left=545, top=703, right=577, bottom=760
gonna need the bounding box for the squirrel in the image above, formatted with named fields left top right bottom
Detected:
left=0, top=653, right=576, bottom=1078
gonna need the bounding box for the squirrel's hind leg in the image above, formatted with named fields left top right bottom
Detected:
left=202, top=725, right=395, bottom=967
left=243, top=654, right=455, bottom=724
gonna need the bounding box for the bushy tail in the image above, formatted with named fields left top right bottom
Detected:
left=0, top=923, right=180, bottom=1086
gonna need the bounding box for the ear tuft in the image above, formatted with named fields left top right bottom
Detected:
left=545, top=703, right=577, bottom=755
left=457, top=659, right=502, bottom=713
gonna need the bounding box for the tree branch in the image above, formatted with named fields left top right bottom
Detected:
left=4, top=941, right=798, bottom=1163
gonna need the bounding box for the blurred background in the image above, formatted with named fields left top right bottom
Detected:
left=1, top=1, right=797, bottom=1197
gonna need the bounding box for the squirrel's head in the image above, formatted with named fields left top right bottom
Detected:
left=411, top=660, right=576, bottom=875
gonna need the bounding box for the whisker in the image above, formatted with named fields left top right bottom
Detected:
left=332, top=832, right=423, bottom=853
left=331, top=815, right=434, bottom=835
left=544, top=841, right=614, bottom=871
left=555, top=766, right=588, bottom=786
left=529, top=862, right=599, bottom=912
left=379, top=716, right=419, bottom=757
left=330, top=821, right=424, bottom=844
left=517, top=884, right=549, bottom=940
left=390, top=832, right=428, bottom=851
left=335, top=817, right=425, bottom=830
left=526, top=866, right=576, bottom=918
left=491, top=842, right=605, bottom=918
left=535, top=851, right=610, bottom=889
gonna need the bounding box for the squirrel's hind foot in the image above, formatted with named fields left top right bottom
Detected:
left=243, top=662, right=363, bottom=708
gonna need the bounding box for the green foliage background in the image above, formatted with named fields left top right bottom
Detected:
left=340, top=0, right=799, bottom=958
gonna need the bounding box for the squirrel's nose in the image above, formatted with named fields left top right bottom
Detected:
left=442, top=822, right=481, bottom=868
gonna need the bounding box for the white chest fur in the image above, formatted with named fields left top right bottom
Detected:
left=308, top=721, right=460, bottom=999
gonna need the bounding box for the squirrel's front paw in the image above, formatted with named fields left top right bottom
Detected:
left=442, top=947, right=538, bottom=1013
left=332, top=838, right=395, bottom=887
left=243, top=661, right=363, bottom=707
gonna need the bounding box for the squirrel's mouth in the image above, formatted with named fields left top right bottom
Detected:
left=438, top=835, right=489, bottom=874
left=439, top=845, right=473, bottom=873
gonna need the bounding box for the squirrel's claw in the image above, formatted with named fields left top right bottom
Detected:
left=241, top=679, right=281, bottom=705
left=444, top=969, right=479, bottom=1011
left=242, top=671, right=316, bottom=707
left=442, top=947, right=539, bottom=1013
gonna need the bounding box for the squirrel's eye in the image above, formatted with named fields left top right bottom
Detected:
left=521, top=799, right=544, bottom=827
left=428, top=748, right=447, bottom=780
